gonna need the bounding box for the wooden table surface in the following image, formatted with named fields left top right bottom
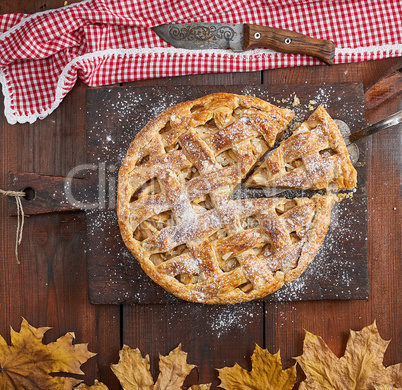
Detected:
left=0, top=2, right=401, bottom=388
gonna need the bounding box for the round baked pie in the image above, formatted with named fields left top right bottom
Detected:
left=117, top=93, right=338, bottom=304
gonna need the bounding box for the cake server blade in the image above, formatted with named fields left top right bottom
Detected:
left=344, top=109, right=402, bottom=145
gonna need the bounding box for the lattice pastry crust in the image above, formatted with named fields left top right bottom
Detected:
left=117, top=93, right=336, bottom=304
left=246, top=105, right=357, bottom=190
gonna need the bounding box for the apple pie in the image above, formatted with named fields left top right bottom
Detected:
left=245, top=105, right=357, bottom=190
left=117, top=93, right=337, bottom=304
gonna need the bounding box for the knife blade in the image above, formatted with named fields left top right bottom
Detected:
left=152, top=22, right=336, bottom=65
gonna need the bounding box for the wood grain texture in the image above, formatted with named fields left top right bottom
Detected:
left=366, top=92, right=401, bottom=368
left=7, top=172, right=96, bottom=216
left=0, top=80, right=121, bottom=388
left=0, top=0, right=82, bottom=14
left=244, top=24, right=335, bottom=65
left=122, top=303, right=264, bottom=388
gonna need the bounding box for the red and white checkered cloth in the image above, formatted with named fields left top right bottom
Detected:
left=0, top=0, right=401, bottom=124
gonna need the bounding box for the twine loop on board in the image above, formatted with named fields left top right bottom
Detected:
left=0, top=189, right=26, bottom=264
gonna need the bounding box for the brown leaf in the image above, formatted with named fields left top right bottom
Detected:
left=374, top=364, right=402, bottom=390
left=217, top=344, right=296, bottom=390
left=0, top=318, right=95, bottom=390
left=111, top=345, right=154, bottom=390
left=111, top=344, right=210, bottom=390
left=296, top=322, right=402, bottom=389
left=154, top=345, right=195, bottom=389
left=76, top=380, right=109, bottom=389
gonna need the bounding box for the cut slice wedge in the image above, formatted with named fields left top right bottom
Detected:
left=245, top=106, right=357, bottom=191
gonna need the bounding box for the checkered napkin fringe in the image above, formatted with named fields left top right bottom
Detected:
left=0, top=0, right=401, bottom=124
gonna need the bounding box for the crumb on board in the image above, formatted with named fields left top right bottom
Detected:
left=292, top=95, right=300, bottom=106
left=307, top=100, right=318, bottom=111
left=333, top=191, right=355, bottom=202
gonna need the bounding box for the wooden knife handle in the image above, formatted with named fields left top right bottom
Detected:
left=243, top=24, right=335, bottom=65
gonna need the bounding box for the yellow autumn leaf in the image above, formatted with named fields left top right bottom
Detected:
left=76, top=380, right=109, bottom=389
left=217, top=344, right=297, bottom=390
left=111, top=345, right=154, bottom=390
left=154, top=344, right=196, bottom=389
left=0, top=318, right=96, bottom=389
left=375, top=385, right=401, bottom=390
left=111, top=344, right=210, bottom=390
left=296, top=322, right=402, bottom=390
left=378, top=365, right=402, bottom=389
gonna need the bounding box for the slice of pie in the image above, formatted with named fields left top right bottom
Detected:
left=117, top=93, right=336, bottom=304
left=245, top=105, right=357, bottom=190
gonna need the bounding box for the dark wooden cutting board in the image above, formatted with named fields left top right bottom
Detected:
left=83, top=82, right=368, bottom=304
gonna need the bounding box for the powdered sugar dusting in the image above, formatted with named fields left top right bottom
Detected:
left=85, top=84, right=368, bottom=304
left=268, top=195, right=367, bottom=302
left=160, top=303, right=263, bottom=339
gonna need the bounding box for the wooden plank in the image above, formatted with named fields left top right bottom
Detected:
left=123, top=71, right=263, bottom=88
left=261, top=60, right=402, bottom=384
left=0, top=0, right=83, bottom=15
left=0, top=80, right=121, bottom=388
left=365, top=93, right=402, bottom=367
left=85, top=81, right=368, bottom=304
left=121, top=72, right=266, bottom=390
left=122, top=303, right=264, bottom=388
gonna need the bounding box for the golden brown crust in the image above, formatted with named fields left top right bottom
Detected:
left=245, top=105, right=357, bottom=190
left=117, top=93, right=336, bottom=304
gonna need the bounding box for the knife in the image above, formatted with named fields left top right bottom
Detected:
left=152, top=22, right=336, bottom=65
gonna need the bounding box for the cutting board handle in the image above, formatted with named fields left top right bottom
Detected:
left=7, top=172, right=96, bottom=216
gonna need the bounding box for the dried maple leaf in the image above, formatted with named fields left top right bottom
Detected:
left=111, top=345, right=154, bottom=389
left=76, top=380, right=109, bottom=389
left=111, top=344, right=210, bottom=390
left=154, top=344, right=195, bottom=389
left=296, top=322, right=402, bottom=390
left=0, top=318, right=95, bottom=389
left=217, top=344, right=296, bottom=390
